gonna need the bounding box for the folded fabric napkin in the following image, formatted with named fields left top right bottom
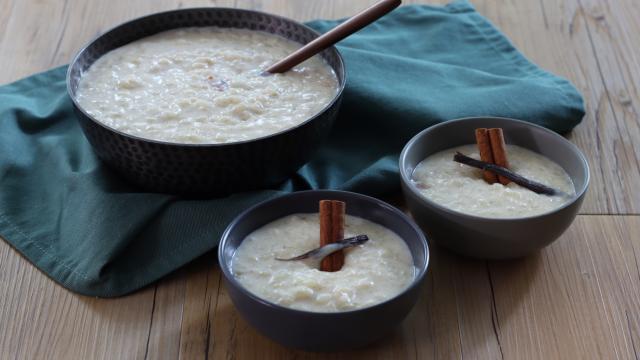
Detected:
left=0, top=1, right=584, bottom=297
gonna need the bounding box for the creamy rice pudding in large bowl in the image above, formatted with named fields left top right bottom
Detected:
left=399, top=117, right=589, bottom=259
left=67, top=8, right=345, bottom=196
left=218, top=190, right=429, bottom=351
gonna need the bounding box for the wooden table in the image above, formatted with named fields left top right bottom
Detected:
left=1, top=0, right=639, bottom=358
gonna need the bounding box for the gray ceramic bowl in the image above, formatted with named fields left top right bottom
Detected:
left=399, top=117, right=589, bottom=259
left=218, top=190, right=429, bottom=352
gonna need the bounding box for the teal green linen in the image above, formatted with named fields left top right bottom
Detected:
left=0, top=1, right=584, bottom=297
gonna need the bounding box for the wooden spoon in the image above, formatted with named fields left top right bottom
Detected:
left=264, top=0, right=401, bottom=74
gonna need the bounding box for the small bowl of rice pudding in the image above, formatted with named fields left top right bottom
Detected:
left=218, top=190, right=429, bottom=351
left=399, top=117, right=589, bottom=259
left=66, top=8, right=345, bottom=196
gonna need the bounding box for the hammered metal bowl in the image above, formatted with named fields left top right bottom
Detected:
left=67, top=8, right=345, bottom=196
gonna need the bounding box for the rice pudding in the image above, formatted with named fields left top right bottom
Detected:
left=76, top=27, right=339, bottom=144
left=412, top=144, right=575, bottom=218
left=231, top=213, right=415, bottom=312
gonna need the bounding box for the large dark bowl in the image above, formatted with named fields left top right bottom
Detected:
left=67, top=8, right=345, bottom=196
left=218, top=190, right=429, bottom=352
left=400, top=117, right=589, bottom=259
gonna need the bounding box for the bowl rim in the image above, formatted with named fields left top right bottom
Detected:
left=217, top=189, right=430, bottom=316
left=399, top=116, right=590, bottom=222
left=65, top=7, right=346, bottom=148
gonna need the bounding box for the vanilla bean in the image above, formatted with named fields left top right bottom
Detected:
left=453, top=152, right=559, bottom=196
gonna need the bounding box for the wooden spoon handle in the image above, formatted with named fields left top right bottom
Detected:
left=264, top=0, right=401, bottom=74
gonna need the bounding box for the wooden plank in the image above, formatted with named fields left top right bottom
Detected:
left=465, top=1, right=640, bottom=358
left=490, top=215, right=640, bottom=359
left=473, top=0, right=640, bottom=214
left=575, top=0, right=640, bottom=215
left=178, top=256, right=221, bottom=360
left=471, top=0, right=601, bottom=214
left=0, top=241, right=156, bottom=359
left=0, top=0, right=639, bottom=359
left=145, top=271, right=187, bottom=360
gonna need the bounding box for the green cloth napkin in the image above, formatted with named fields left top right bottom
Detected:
left=0, top=1, right=584, bottom=297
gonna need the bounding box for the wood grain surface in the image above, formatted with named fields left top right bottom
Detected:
left=1, top=0, right=639, bottom=359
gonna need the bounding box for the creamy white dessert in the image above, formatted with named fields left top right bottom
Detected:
left=411, top=144, right=575, bottom=218
left=232, top=213, right=416, bottom=312
left=76, top=27, right=339, bottom=144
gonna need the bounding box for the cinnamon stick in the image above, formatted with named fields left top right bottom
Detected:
left=475, top=128, right=498, bottom=184
left=319, top=200, right=345, bottom=272
left=488, top=128, right=510, bottom=185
